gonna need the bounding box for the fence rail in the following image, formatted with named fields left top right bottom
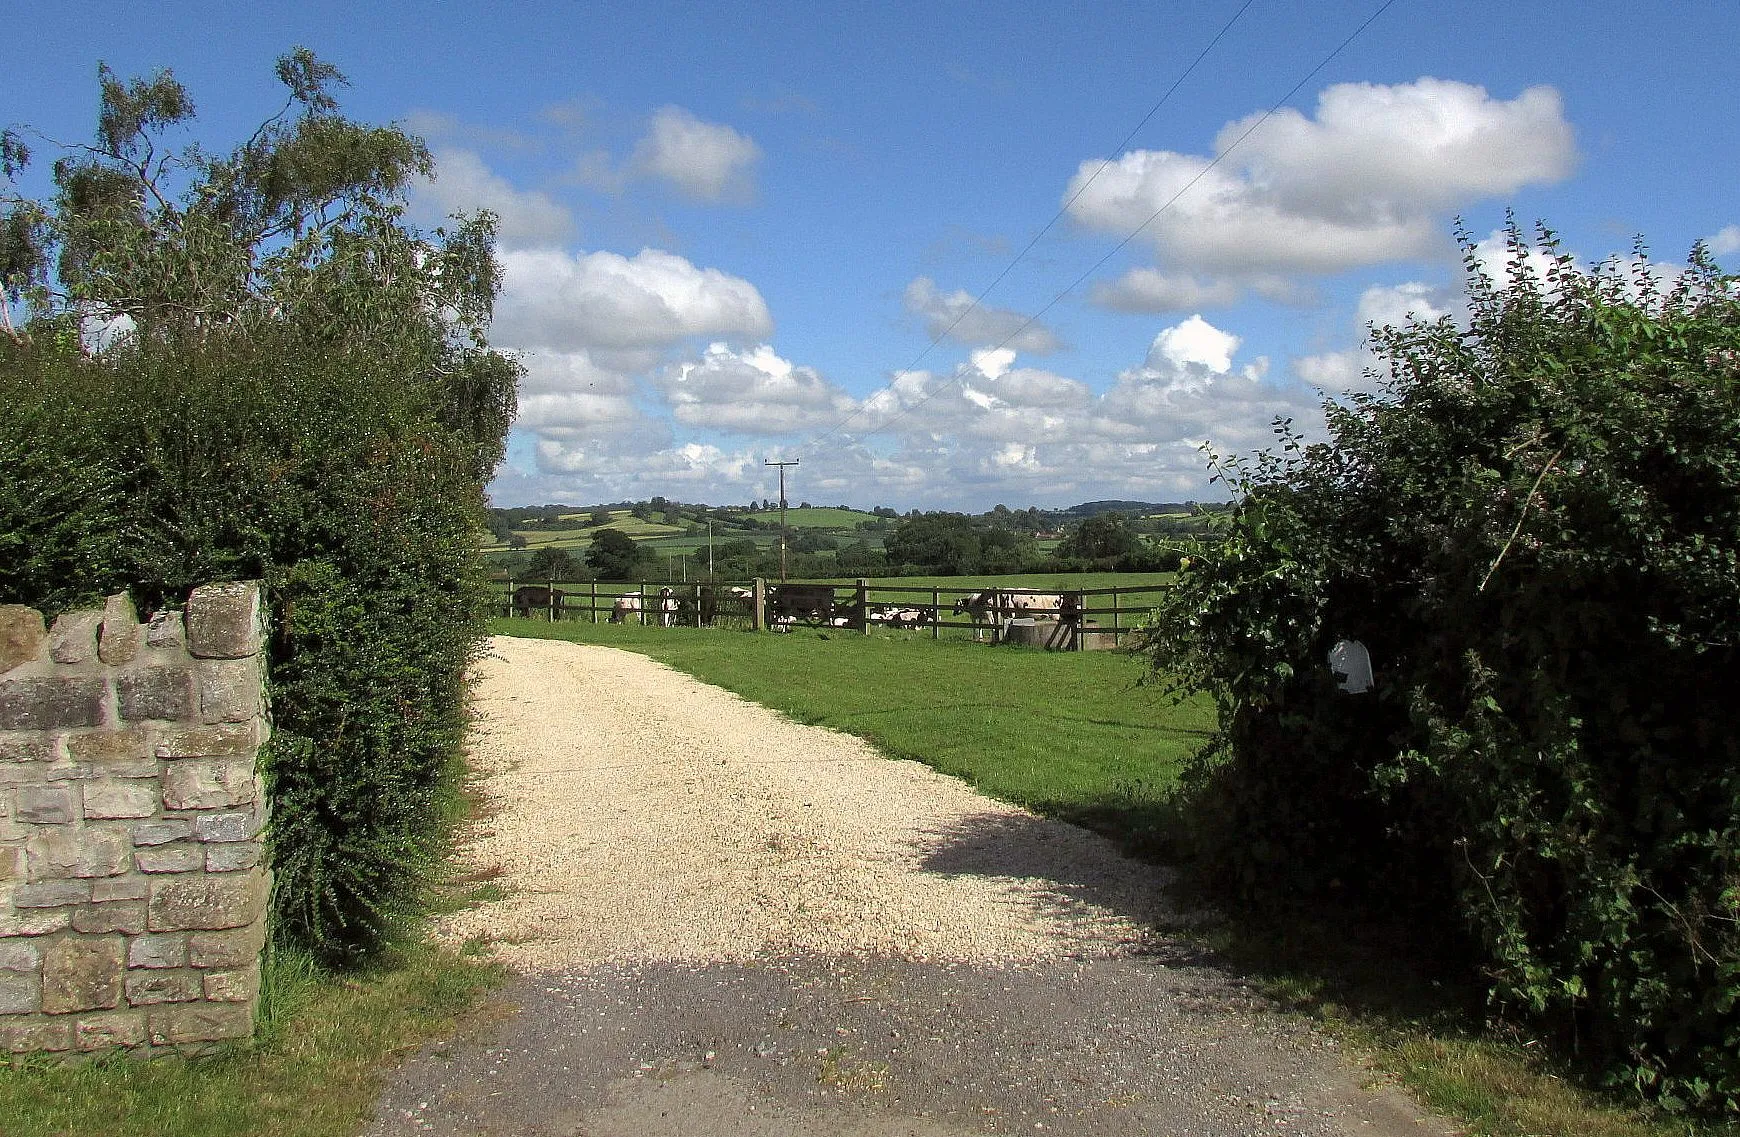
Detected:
left=492, top=578, right=1167, bottom=650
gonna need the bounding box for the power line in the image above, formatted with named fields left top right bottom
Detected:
left=795, top=0, right=1256, bottom=458
left=800, top=0, right=1400, bottom=458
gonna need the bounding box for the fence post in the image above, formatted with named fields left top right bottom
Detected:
left=1112, top=586, right=1120, bottom=640
left=506, top=578, right=515, bottom=619
left=752, top=577, right=766, bottom=632
left=639, top=581, right=648, bottom=626
left=548, top=580, right=556, bottom=622
left=931, top=588, right=940, bottom=640
left=855, top=578, right=869, bottom=633
left=591, top=580, right=598, bottom=625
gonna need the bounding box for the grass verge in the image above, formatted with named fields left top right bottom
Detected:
left=491, top=618, right=1738, bottom=1137
left=0, top=942, right=501, bottom=1137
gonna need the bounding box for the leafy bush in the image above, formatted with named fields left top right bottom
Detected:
left=0, top=54, right=517, bottom=961
left=1142, top=225, right=1740, bottom=1112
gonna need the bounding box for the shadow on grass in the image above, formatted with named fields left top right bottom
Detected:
left=920, top=785, right=1483, bottom=1034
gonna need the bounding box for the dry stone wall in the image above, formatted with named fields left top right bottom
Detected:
left=0, top=582, right=269, bottom=1055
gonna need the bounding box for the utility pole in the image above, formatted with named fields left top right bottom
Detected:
left=707, top=519, right=714, bottom=577
left=764, top=458, right=799, bottom=583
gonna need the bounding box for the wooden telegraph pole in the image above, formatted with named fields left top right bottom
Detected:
left=764, top=458, right=799, bottom=583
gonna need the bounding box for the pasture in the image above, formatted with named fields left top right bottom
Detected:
left=489, top=617, right=1212, bottom=851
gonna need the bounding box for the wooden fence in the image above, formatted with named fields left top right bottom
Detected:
left=494, top=579, right=1167, bottom=650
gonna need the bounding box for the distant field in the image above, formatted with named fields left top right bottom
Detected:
left=766, top=506, right=877, bottom=528
left=482, top=510, right=688, bottom=552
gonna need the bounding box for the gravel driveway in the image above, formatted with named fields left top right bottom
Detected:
left=368, top=635, right=1449, bottom=1136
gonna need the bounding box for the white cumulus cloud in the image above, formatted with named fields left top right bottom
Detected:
left=902, top=277, right=1062, bottom=354
left=658, top=343, right=857, bottom=434
left=494, top=247, right=773, bottom=354
left=1707, top=225, right=1740, bottom=257
left=1067, top=78, right=1577, bottom=308
left=630, top=106, right=761, bottom=202
left=412, top=148, right=574, bottom=248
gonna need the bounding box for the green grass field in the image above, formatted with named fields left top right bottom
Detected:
left=769, top=506, right=875, bottom=528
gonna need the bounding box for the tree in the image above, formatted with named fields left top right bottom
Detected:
left=1, top=50, right=516, bottom=479
left=524, top=546, right=579, bottom=581
left=1057, top=513, right=1140, bottom=563
left=885, top=512, right=983, bottom=574
left=588, top=507, right=611, bottom=527
left=0, top=52, right=520, bottom=960
left=1143, top=223, right=1740, bottom=1112
left=585, top=527, right=653, bottom=580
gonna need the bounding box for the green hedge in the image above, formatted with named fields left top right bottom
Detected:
left=1143, top=228, right=1740, bottom=1112
left=0, top=330, right=501, bottom=960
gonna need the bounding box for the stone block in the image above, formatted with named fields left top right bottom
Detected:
left=135, top=843, right=204, bottom=873
left=0, top=736, right=56, bottom=763
left=0, top=676, right=106, bottom=731
left=0, top=971, right=41, bottom=1014
left=26, top=825, right=129, bottom=879
left=123, top=968, right=201, bottom=1005
left=48, top=610, right=103, bottom=665
left=187, top=922, right=267, bottom=970
left=0, top=905, right=70, bottom=936
left=91, top=874, right=148, bottom=902
left=148, top=1001, right=251, bottom=1045
left=0, top=844, right=23, bottom=881
left=15, top=783, right=78, bottom=825
left=203, top=966, right=260, bottom=1003
left=75, top=1010, right=146, bottom=1050
left=155, top=723, right=258, bottom=759
left=185, top=582, right=262, bottom=660
left=117, top=667, right=195, bottom=722
left=97, top=593, right=141, bottom=666
left=133, top=818, right=193, bottom=847
left=0, top=605, right=47, bottom=675
left=95, top=758, right=157, bottom=779
left=163, top=760, right=256, bottom=811
left=41, top=935, right=124, bottom=1013
left=148, top=872, right=266, bottom=932
left=11, top=761, right=93, bottom=786
left=194, top=655, right=265, bottom=726
left=128, top=932, right=188, bottom=969
left=194, top=811, right=257, bottom=843
left=14, top=879, right=91, bottom=907
left=71, top=900, right=146, bottom=935
left=197, top=657, right=264, bottom=730
left=205, top=842, right=262, bottom=872
left=66, top=726, right=150, bottom=763
left=144, top=609, right=185, bottom=650
left=82, top=779, right=158, bottom=820
left=0, top=939, right=43, bottom=971
left=0, top=1017, right=72, bottom=1052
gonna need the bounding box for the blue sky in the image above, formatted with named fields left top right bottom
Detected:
left=10, top=2, right=1738, bottom=510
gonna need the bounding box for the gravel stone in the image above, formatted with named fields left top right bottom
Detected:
left=372, top=636, right=1450, bottom=1137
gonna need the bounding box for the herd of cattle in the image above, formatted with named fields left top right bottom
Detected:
left=508, top=583, right=1074, bottom=639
